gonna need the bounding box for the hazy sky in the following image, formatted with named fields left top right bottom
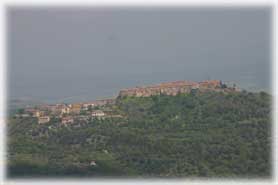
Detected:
left=8, top=7, right=272, bottom=103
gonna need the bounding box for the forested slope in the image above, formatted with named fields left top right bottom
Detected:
left=7, top=91, right=271, bottom=178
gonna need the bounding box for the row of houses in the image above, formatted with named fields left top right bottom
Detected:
left=118, top=80, right=240, bottom=97
left=82, top=99, right=115, bottom=110
left=20, top=98, right=114, bottom=117
left=37, top=99, right=116, bottom=115
left=19, top=99, right=117, bottom=125
left=38, top=110, right=108, bottom=124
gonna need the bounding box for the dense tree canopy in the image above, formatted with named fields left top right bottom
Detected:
left=7, top=91, right=271, bottom=178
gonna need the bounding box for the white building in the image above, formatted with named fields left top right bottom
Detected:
left=61, top=117, right=74, bottom=124
left=82, top=103, right=95, bottom=110
left=91, top=110, right=105, bottom=117
left=15, top=114, right=30, bottom=118
left=61, top=107, right=71, bottom=114
left=38, top=116, right=50, bottom=124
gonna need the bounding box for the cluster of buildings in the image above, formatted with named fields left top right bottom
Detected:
left=14, top=80, right=240, bottom=125
left=118, top=80, right=240, bottom=97
left=15, top=99, right=118, bottom=124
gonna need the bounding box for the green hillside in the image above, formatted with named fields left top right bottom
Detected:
left=7, top=91, right=271, bottom=178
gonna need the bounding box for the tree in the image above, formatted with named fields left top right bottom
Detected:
left=17, top=108, right=24, bottom=114
left=88, top=105, right=93, bottom=112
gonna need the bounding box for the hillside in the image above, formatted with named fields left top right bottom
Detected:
left=7, top=91, right=271, bottom=178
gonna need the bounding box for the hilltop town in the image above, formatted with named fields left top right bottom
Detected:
left=119, top=80, right=239, bottom=97
left=13, top=80, right=240, bottom=125
left=9, top=80, right=271, bottom=178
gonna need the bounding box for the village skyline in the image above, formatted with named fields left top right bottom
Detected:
left=13, top=79, right=241, bottom=125
left=11, top=79, right=239, bottom=105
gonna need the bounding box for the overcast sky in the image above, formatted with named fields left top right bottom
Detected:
left=7, top=7, right=272, bottom=103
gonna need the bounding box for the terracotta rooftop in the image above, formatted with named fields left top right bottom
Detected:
left=121, top=80, right=218, bottom=91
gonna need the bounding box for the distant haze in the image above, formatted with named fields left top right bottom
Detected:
left=8, top=7, right=272, bottom=103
